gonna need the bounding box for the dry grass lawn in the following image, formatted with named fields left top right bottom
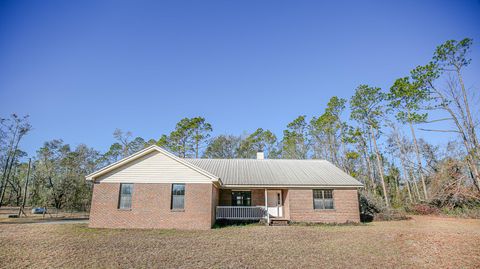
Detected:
left=0, top=207, right=89, bottom=224
left=1, top=215, right=479, bottom=268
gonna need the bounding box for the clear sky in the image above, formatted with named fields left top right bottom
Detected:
left=1, top=0, right=479, bottom=157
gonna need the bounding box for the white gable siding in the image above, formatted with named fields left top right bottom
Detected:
left=97, top=151, right=214, bottom=183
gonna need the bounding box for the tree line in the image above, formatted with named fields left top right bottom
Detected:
left=0, top=38, right=478, bottom=214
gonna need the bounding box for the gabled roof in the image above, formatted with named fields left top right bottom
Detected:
left=185, top=158, right=363, bottom=187
left=85, top=145, right=220, bottom=182
left=87, top=146, right=362, bottom=187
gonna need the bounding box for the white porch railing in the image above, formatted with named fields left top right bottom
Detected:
left=216, top=206, right=267, bottom=220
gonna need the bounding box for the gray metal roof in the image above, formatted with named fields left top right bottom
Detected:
left=184, top=159, right=363, bottom=187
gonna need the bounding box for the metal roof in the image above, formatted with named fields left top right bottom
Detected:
left=184, top=159, right=363, bottom=187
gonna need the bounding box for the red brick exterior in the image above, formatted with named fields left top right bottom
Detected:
left=288, top=188, right=360, bottom=223
left=251, top=189, right=265, bottom=206
left=89, top=184, right=359, bottom=229
left=218, top=188, right=359, bottom=223
left=219, top=189, right=231, bottom=206
left=89, top=182, right=215, bottom=230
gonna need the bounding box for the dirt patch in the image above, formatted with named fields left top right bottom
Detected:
left=1, top=215, right=479, bottom=268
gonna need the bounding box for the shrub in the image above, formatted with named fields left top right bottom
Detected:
left=359, top=191, right=385, bottom=222
left=359, top=191, right=411, bottom=221
left=441, top=206, right=480, bottom=219
left=374, top=209, right=410, bottom=221
left=213, top=219, right=262, bottom=228
left=429, top=159, right=480, bottom=209
left=408, top=203, right=440, bottom=215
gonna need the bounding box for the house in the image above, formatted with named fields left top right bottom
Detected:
left=86, top=145, right=363, bottom=229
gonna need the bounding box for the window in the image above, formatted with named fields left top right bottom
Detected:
left=171, top=184, right=185, bottom=210
left=231, top=191, right=251, bottom=206
left=118, top=183, right=133, bottom=209
left=313, top=189, right=334, bottom=210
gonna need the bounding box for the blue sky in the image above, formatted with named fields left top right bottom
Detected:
left=0, top=0, right=479, bottom=156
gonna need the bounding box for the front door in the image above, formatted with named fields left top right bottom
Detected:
left=267, top=190, right=283, bottom=218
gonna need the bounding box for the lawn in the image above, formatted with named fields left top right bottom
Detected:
left=1, top=216, right=479, bottom=268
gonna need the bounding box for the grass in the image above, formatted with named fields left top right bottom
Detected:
left=0, top=207, right=89, bottom=224
left=1, top=215, right=479, bottom=268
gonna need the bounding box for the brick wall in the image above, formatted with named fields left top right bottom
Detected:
left=219, top=189, right=265, bottom=206
left=288, top=188, right=360, bottom=223
left=211, top=185, right=219, bottom=225
left=251, top=189, right=265, bottom=206
left=89, top=182, right=215, bottom=229
left=219, top=189, right=231, bottom=206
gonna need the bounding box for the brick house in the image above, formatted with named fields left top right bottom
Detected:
left=87, top=145, right=363, bottom=229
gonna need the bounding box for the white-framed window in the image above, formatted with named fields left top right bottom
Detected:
left=231, top=191, right=252, bottom=206
left=313, top=189, right=334, bottom=210
left=171, top=184, right=185, bottom=210
left=118, top=183, right=133, bottom=209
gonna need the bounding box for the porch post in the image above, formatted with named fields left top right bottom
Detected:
left=265, top=188, right=269, bottom=225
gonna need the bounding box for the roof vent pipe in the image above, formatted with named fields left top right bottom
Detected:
left=256, top=152, right=265, bottom=160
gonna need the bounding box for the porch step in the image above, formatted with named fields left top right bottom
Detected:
left=270, top=219, right=290, bottom=226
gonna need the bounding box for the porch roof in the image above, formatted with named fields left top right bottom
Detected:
left=184, top=159, right=363, bottom=187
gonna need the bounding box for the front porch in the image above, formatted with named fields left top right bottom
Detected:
left=215, top=188, right=289, bottom=224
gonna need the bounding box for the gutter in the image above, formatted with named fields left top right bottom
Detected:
left=221, top=184, right=364, bottom=189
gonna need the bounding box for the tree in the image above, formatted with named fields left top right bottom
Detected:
left=310, top=97, right=347, bottom=167
left=1, top=150, right=27, bottom=206
left=204, top=135, right=241, bottom=158
left=113, top=129, right=133, bottom=158
left=384, top=164, right=402, bottom=207
left=389, top=76, right=430, bottom=200
left=350, top=85, right=390, bottom=206
left=434, top=39, right=477, bottom=154
left=156, top=134, right=170, bottom=148
left=190, top=117, right=213, bottom=158
left=411, top=38, right=480, bottom=192
left=169, top=118, right=194, bottom=158
left=0, top=114, right=31, bottom=207
left=387, top=122, right=415, bottom=203
left=169, top=118, right=196, bottom=157
left=102, top=129, right=148, bottom=164
left=166, top=117, right=212, bottom=158
left=345, top=126, right=376, bottom=192
left=237, top=128, right=279, bottom=158
left=282, top=116, right=310, bottom=159
left=33, top=140, right=99, bottom=210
